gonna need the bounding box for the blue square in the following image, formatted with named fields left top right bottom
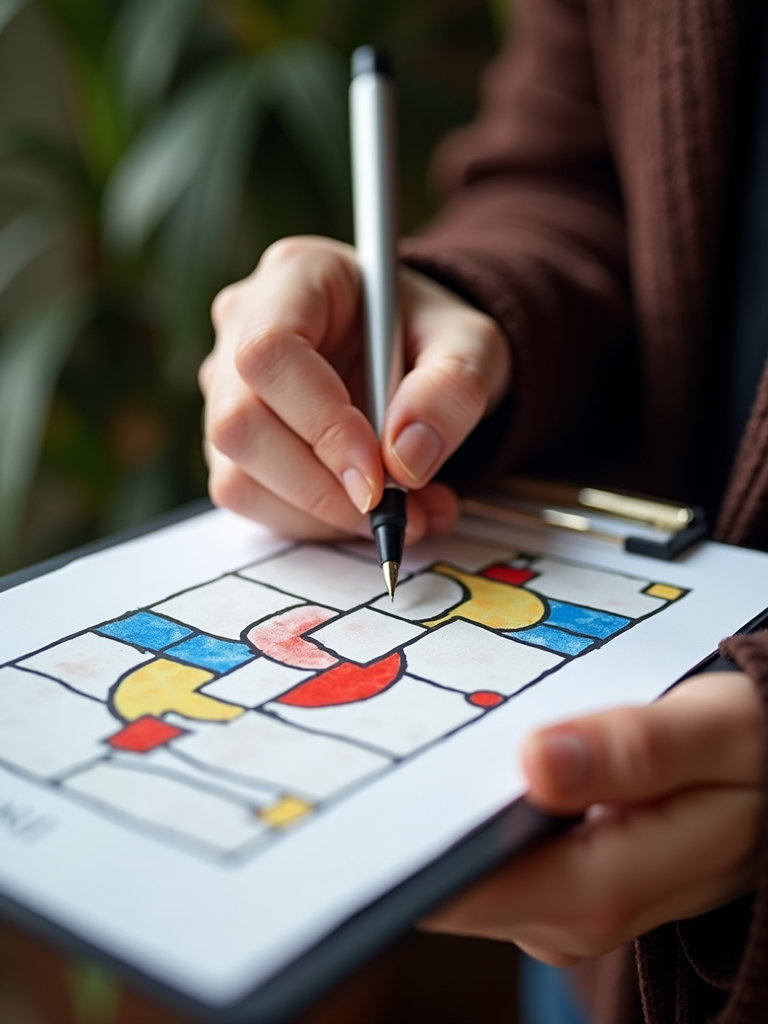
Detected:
left=167, top=634, right=255, bottom=673
left=545, top=600, right=630, bottom=639
left=509, top=624, right=593, bottom=656
left=97, top=612, right=193, bottom=651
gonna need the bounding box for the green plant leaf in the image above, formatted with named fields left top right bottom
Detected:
left=0, top=0, right=27, bottom=34
left=0, top=126, right=94, bottom=207
left=158, top=59, right=268, bottom=368
left=0, top=288, right=89, bottom=571
left=0, top=206, right=63, bottom=295
left=109, top=0, right=206, bottom=117
left=103, top=61, right=265, bottom=254
left=263, top=38, right=350, bottom=217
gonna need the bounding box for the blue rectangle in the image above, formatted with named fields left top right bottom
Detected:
left=167, top=634, right=255, bottom=673
left=97, top=611, right=193, bottom=650
left=510, top=625, right=593, bottom=656
left=545, top=600, right=630, bottom=639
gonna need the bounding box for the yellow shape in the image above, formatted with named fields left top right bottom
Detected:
left=425, top=564, right=545, bottom=631
left=113, top=658, right=243, bottom=722
left=645, top=583, right=684, bottom=601
left=259, top=796, right=313, bottom=828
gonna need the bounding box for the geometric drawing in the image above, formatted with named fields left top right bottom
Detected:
left=269, top=673, right=484, bottom=757
left=18, top=632, right=152, bottom=701
left=0, top=539, right=689, bottom=863
left=371, top=572, right=465, bottom=622
left=240, top=546, right=391, bottom=609
left=306, top=608, right=425, bottom=665
left=517, top=559, right=667, bottom=618
left=644, top=583, right=685, bottom=601
left=63, top=760, right=268, bottom=854
left=200, top=658, right=314, bottom=709
left=247, top=605, right=339, bottom=669
left=97, top=611, right=193, bottom=651
left=106, top=716, right=186, bottom=753
left=0, top=666, right=116, bottom=778
left=404, top=619, right=562, bottom=697
left=258, top=796, right=313, bottom=828
left=276, top=652, right=404, bottom=708
left=165, top=634, right=255, bottom=673
left=172, top=712, right=390, bottom=801
left=111, top=659, right=240, bottom=723
left=153, top=575, right=302, bottom=640
left=424, top=564, right=546, bottom=630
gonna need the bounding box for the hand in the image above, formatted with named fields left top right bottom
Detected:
left=199, top=236, right=511, bottom=541
left=422, top=672, right=763, bottom=965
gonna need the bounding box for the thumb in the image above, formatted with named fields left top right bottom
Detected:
left=521, top=672, right=762, bottom=814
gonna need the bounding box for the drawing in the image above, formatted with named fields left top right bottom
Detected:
left=0, top=537, right=688, bottom=863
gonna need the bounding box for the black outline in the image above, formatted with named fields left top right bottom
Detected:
left=0, top=538, right=691, bottom=867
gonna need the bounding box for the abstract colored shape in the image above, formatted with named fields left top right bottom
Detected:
left=167, top=634, right=254, bottom=673
left=644, top=583, right=684, bottom=601
left=481, top=565, right=537, bottom=586
left=467, top=691, right=505, bottom=708
left=510, top=624, right=593, bottom=656
left=425, top=564, right=545, bottom=631
left=545, top=600, right=630, bottom=639
left=106, top=715, right=185, bottom=753
left=277, top=651, right=403, bottom=708
left=112, top=658, right=243, bottom=723
left=248, top=605, right=339, bottom=669
left=97, top=612, right=193, bottom=651
left=259, top=795, right=313, bottom=828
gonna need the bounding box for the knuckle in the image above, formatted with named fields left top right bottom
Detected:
left=236, top=327, right=290, bottom=389
left=310, top=415, right=349, bottom=459
left=435, top=353, right=488, bottom=420
left=208, top=465, right=249, bottom=514
left=620, top=712, right=664, bottom=788
left=206, top=399, right=253, bottom=460
left=211, top=284, right=240, bottom=330
left=258, top=236, right=309, bottom=272
left=302, top=484, right=341, bottom=525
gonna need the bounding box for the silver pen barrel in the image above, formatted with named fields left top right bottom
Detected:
left=349, top=48, right=402, bottom=440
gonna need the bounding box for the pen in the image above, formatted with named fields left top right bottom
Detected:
left=350, top=46, right=406, bottom=600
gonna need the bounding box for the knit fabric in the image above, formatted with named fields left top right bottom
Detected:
left=399, top=1, right=768, bottom=1020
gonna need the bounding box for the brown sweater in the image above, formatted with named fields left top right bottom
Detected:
left=400, top=1, right=768, bottom=1021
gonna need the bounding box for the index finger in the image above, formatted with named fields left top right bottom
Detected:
left=523, top=672, right=763, bottom=813
left=230, top=238, right=385, bottom=512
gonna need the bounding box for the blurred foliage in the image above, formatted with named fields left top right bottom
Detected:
left=0, top=0, right=503, bottom=574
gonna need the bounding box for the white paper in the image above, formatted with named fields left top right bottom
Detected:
left=1, top=507, right=767, bottom=1005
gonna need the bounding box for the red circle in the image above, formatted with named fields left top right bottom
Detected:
left=468, top=690, right=505, bottom=708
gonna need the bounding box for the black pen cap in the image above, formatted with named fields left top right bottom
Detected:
left=351, top=46, right=393, bottom=79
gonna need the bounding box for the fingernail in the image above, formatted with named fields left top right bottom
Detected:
left=342, top=467, right=374, bottom=514
left=392, top=421, right=442, bottom=482
left=537, top=731, right=591, bottom=793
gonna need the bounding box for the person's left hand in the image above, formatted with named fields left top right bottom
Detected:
left=422, top=671, right=764, bottom=965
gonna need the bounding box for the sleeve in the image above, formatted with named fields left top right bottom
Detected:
left=398, top=0, right=633, bottom=485
left=634, top=631, right=768, bottom=1023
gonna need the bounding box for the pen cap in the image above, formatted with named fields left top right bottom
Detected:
left=349, top=47, right=403, bottom=438
left=351, top=46, right=393, bottom=79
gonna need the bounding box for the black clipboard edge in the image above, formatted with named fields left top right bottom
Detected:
left=0, top=502, right=578, bottom=1022
left=2, top=504, right=765, bottom=1022
left=0, top=799, right=576, bottom=1024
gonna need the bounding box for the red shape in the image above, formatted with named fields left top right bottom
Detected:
left=278, top=652, right=404, bottom=708
left=481, top=564, right=537, bottom=586
left=248, top=605, right=338, bottom=669
left=106, top=716, right=185, bottom=753
left=468, top=690, right=505, bottom=708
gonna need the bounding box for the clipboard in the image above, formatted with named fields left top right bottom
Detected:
left=0, top=496, right=766, bottom=1024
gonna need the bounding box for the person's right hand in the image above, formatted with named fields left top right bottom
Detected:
left=199, top=236, right=511, bottom=542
